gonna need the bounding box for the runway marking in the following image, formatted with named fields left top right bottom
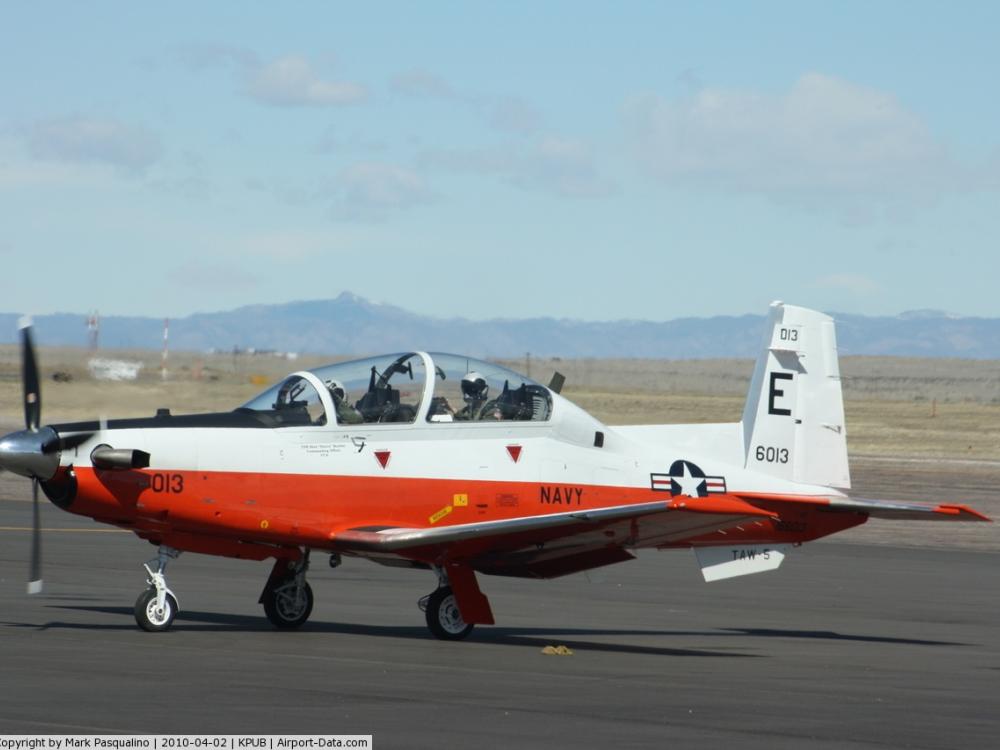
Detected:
left=0, top=526, right=128, bottom=533
left=852, top=454, right=1000, bottom=467
left=0, top=717, right=128, bottom=733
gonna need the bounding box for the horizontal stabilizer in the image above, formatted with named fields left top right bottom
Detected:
left=828, top=497, right=991, bottom=522
left=694, top=544, right=789, bottom=582
left=736, top=492, right=991, bottom=522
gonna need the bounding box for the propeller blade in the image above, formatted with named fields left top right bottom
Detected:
left=20, top=317, right=41, bottom=432
left=28, top=479, right=42, bottom=594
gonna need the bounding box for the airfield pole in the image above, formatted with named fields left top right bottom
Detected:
left=87, top=310, right=99, bottom=351
left=161, top=318, right=169, bottom=381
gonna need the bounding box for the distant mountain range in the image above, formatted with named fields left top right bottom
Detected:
left=2, top=293, right=999, bottom=358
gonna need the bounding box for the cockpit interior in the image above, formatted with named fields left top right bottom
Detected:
left=239, top=353, right=554, bottom=428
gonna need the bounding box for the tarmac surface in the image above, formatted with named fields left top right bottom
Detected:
left=1, top=467, right=998, bottom=749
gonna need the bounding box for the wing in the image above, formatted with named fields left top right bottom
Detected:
left=331, top=491, right=989, bottom=579
left=331, top=496, right=777, bottom=578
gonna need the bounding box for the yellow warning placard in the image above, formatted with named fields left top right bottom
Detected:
left=429, top=505, right=453, bottom=524
left=453, top=493, right=468, bottom=507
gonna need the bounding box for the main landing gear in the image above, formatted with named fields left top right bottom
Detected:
left=260, top=550, right=314, bottom=629
left=418, top=567, right=475, bottom=641
left=134, top=546, right=181, bottom=632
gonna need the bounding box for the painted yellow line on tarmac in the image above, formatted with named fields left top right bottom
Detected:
left=0, top=526, right=128, bottom=533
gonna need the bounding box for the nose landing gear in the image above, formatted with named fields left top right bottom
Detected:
left=134, top=546, right=181, bottom=632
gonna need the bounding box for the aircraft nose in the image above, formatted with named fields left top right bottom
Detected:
left=0, top=426, right=59, bottom=480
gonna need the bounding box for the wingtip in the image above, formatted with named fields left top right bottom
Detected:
left=18, top=315, right=33, bottom=331
left=935, top=504, right=992, bottom=522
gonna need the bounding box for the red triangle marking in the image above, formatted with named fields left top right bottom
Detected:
left=506, top=445, right=522, bottom=463
left=374, top=450, right=391, bottom=469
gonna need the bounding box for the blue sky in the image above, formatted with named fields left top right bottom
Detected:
left=1, top=2, right=998, bottom=321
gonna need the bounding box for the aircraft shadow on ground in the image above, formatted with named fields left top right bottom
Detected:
left=719, top=627, right=964, bottom=647
left=0, top=604, right=972, bottom=656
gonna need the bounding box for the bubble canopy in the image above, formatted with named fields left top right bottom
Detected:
left=240, top=352, right=553, bottom=426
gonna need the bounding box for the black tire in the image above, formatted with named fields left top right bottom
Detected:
left=134, top=588, right=178, bottom=632
left=262, top=579, right=314, bottom=629
left=424, top=586, right=474, bottom=641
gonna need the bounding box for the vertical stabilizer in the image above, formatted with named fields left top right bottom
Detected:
left=741, top=302, right=850, bottom=489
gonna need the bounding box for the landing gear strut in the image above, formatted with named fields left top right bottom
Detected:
left=134, top=546, right=181, bottom=632
left=261, top=550, right=313, bottom=629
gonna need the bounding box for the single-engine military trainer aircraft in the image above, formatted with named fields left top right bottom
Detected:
left=0, top=303, right=990, bottom=639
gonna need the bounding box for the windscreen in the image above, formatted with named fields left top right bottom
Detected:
left=242, top=353, right=426, bottom=425
left=238, top=374, right=326, bottom=426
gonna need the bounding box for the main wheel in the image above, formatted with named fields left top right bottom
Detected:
left=134, top=588, right=178, bottom=632
left=424, top=586, right=474, bottom=641
left=262, top=579, right=314, bottom=629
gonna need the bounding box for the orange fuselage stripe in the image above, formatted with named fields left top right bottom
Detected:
left=68, top=467, right=850, bottom=553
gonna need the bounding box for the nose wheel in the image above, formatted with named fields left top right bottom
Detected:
left=135, top=588, right=178, bottom=632
left=134, top=546, right=181, bottom=632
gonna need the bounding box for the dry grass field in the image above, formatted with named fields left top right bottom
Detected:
left=1, top=345, right=997, bottom=551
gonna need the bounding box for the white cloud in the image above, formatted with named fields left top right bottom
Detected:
left=627, top=73, right=957, bottom=197
left=489, top=97, right=543, bottom=135
left=239, top=231, right=333, bottom=261
left=390, top=70, right=461, bottom=100
left=334, top=162, right=434, bottom=221
left=242, top=164, right=433, bottom=220
left=175, top=47, right=367, bottom=109
left=525, top=138, right=612, bottom=197
left=420, top=137, right=613, bottom=198
left=246, top=56, right=366, bottom=107
left=388, top=70, right=544, bottom=135
left=0, top=156, right=118, bottom=189
left=812, top=273, right=882, bottom=296
left=243, top=175, right=324, bottom=207
left=24, top=116, right=162, bottom=172
left=173, top=43, right=258, bottom=72
left=313, top=126, right=386, bottom=155
left=168, top=262, right=259, bottom=290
